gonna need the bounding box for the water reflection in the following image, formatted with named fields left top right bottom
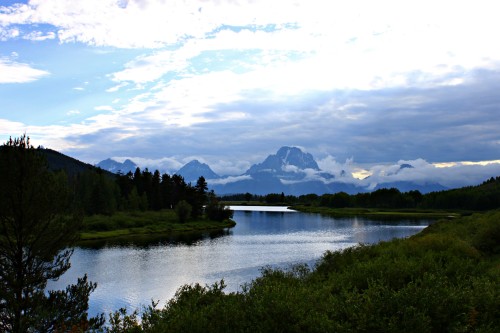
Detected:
left=49, top=208, right=432, bottom=317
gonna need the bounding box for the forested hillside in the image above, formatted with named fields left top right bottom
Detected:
left=41, top=148, right=102, bottom=176
left=27, top=147, right=230, bottom=221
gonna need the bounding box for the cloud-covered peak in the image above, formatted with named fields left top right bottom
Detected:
left=276, top=146, right=320, bottom=170
left=247, top=146, right=319, bottom=175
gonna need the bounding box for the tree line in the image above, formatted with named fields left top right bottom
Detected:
left=71, top=166, right=232, bottom=222
left=223, top=176, right=500, bottom=211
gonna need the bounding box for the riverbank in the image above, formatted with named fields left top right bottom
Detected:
left=106, top=210, right=500, bottom=332
left=292, top=205, right=462, bottom=219
left=79, top=210, right=236, bottom=241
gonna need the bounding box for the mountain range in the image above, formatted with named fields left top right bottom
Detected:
left=96, top=158, right=138, bottom=174
left=96, top=146, right=447, bottom=195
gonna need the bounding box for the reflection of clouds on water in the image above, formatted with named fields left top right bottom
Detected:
left=48, top=209, right=432, bottom=317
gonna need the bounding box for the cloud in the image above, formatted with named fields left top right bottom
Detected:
left=106, top=82, right=129, bottom=92
left=317, top=156, right=356, bottom=178
left=94, top=105, right=114, bottom=111
left=0, top=119, right=26, bottom=136
left=2, top=0, right=500, bottom=181
left=208, top=175, right=252, bottom=185
left=1, top=0, right=218, bottom=48
left=66, top=110, right=80, bottom=115
left=109, top=49, right=195, bottom=83
left=278, top=155, right=500, bottom=191
left=0, top=58, right=49, bottom=83
left=3, top=1, right=499, bottom=78
left=208, top=160, right=252, bottom=176
left=357, top=159, right=500, bottom=189
left=0, top=27, right=20, bottom=41
left=22, top=30, right=56, bottom=41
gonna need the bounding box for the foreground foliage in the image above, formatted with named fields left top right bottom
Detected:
left=105, top=210, right=500, bottom=332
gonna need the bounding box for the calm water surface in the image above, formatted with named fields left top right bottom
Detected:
left=49, top=206, right=431, bottom=317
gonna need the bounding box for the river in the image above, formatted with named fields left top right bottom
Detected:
left=49, top=206, right=432, bottom=317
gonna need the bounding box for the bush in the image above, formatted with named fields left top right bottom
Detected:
left=472, top=218, right=500, bottom=254
left=206, top=202, right=233, bottom=222
left=175, top=200, right=192, bottom=223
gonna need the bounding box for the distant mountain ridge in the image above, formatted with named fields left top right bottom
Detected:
left=96, top=158, right=138, bottom=174
left=96, top=146, right=450, bottom=195
left=25, top=147, right=500, bottom=210
left=210, top=146, right=360, bottom=195
left=176, top=160, right=220, bottom=184
left=247, top=146, right=320, bottom=175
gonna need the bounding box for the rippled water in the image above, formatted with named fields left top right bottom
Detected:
left=48, top=206, right=431, bottom=317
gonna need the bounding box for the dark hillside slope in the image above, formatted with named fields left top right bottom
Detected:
left=40, top=148, right=114, bottom=177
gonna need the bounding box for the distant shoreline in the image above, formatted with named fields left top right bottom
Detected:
left=291, top=205, right=462, bottom=219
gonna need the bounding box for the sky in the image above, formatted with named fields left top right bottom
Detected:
left=1, top=0, right=500, bottom=187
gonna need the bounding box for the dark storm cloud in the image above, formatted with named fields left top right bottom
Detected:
left=193, top=69, right=500, bottom=166
left=295, top=69, right=500, bottom=163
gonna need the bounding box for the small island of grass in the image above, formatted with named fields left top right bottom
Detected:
left=80, top=209, right=235, bottom=241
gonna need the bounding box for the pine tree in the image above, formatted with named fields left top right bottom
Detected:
left=0, top=135, right=103, bottom=332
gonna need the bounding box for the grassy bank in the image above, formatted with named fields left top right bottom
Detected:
left=80, top=210, right=236, bottom=241
left=105, top=210, right=500, bottom=332
left=292, top=205, right=462, bottom=219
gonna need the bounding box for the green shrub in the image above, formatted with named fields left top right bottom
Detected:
left=472, top=218, right=500, bottom=254
left=175, top=200, right=192, bottom=223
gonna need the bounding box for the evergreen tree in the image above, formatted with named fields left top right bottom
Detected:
left=141, top=168, right=153, bottom=210
left=171, top=174, right=187, bottom=207
left=0, top=135, right=103, bottom=332
left=133, top=167, right=142, bottom=194
left=127, top=187, right=141, bottom=211
left=191, top=176, right=208, bottom=218
left=160, top=173, right=173, bottom=209
left=76, top=169, right=119, bottom=215
left=151, top=170, right=162, bottom=210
